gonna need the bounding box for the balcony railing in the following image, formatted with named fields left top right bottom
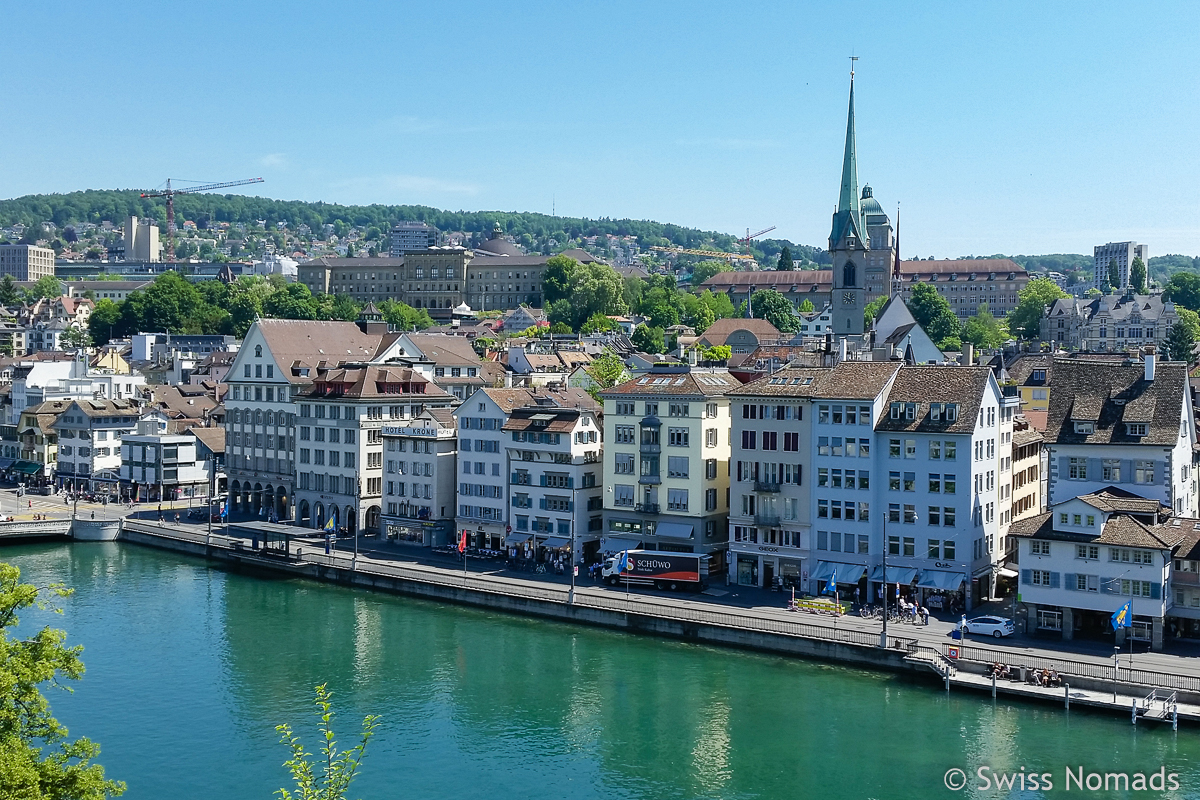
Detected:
left=639, top=443, right=661, bottom=454
left=635, top=503, right=660, bottom=514
left=754, top=512, right=781, bottom=526
left=754, top=480, right=782, bottom=493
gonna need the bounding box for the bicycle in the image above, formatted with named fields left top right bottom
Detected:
left=534, top=563, right=547, bottom=574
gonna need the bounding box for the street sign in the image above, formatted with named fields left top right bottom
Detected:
left=947, top=646, right=960, bottom=660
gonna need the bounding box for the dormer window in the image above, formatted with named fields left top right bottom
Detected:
left=945, top=404, right=958, bottom=422
left=1032, top=370, right=1046, bottom=382
left=904, top=403, right=917, bottom=420
left=1126, top=423, right=1148, bottom=437
left=1074, top=421, right=1095, bottom=434
left=930, top=403, right=943, bottom=421
left=890, top=402, right=901, bottom=419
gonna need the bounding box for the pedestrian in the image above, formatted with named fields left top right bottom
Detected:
left=27, top=499, right=31, bottom=509
left=920, top=606, right=929, bottom=626
left=90, top=511, right=95, bottom=520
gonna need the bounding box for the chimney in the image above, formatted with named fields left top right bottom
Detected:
left=962, top=342, right=974, bottom=366
left=688, top=348, right=698, bottom=367
left=504, top=370, right=513, bottom=388
left=1145, top=351, right=1156, bottom=382
left=839, top=337, right=848, bottom=364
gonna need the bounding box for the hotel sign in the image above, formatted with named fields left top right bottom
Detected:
left=381, top=426, right=449, bottom=437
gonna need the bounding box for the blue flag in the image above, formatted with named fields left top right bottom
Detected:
left=324, top=515, right=336, bottom=533
left=826, top=567, right=837, bottom=595
left=617, top=550, right=630, bottom=573
left=1111, top=600, right=1132, bottom=630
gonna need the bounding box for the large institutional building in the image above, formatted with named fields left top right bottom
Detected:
left=0, top=244, right=55, bottom=281
left=1094, top=241, right=1149, bottom=292
left=298, top=229, right=605, bottom=320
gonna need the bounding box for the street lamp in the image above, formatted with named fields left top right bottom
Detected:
left=880, top=508, right=917, bottom=648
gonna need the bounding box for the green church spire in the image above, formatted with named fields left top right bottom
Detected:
left=829, top=69, right=866, bottom=250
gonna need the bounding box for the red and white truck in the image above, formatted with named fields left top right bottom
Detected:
left=601, top=550, right=707, bottom=591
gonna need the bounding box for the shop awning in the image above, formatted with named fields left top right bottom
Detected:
left=917, top=570, right=966, bottom=590
left=540, top=537, right=569, bottom=549
left=654, top=522, right=694, bottom=540
left=0, top=458, right=13, bottom=469
left=811, top=561, right=867, bottom=583
left=869, top=565, right=920, bottom=585
left=997, top=567, right=1018, bottom=579
left=13, top=461, right=42, bottom=475
left=601, top=536, right=642, bottom=552
left=505, top=533, right=532, bottom=546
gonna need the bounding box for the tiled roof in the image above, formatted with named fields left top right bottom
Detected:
left=810, top=361, right=903, bottom=400
left=254, top=319, right=392, bottom=383
left=700, top=271, right=832, bottom=291
left=696, top=318, right=781, bottom=347
left=297, top=365, right=452, bottom=401
left=727, top=367, right=830, bottom=397
left=1076, top=488, right=1165, bottom=515
left=602, top=368, right=740, bottom=398
left=502, top=407, right=584, bottom=433
left=188, top=426, right=226, bottom=455
left=1096, top=515, right=1177, bottom=549
left=1007, top=512, right=1052, bottom=539
left=1002, top=354, right=1053, bottom=386
left=481, top=387, right=601, bottom=414
left=875, top=366, right=992, bottom=434
left=1046, top=358, right=1188, bottom=445
left=896, top=258, right=1026, bottom=278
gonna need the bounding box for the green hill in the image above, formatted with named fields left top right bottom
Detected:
left=0, top=188, right=827, bottom=266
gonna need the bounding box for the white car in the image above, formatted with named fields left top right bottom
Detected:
left=964, top=616, right=1015, bottom=638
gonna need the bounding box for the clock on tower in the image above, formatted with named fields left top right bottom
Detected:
left=842, top=291, right=856, bottom=306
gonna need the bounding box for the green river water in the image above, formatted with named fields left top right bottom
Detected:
left=4, top=542, right=1199, bottom=800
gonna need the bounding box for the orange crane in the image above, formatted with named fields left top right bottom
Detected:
left=141, top=177, right=264, bottom=262
left=739, top=226, right=776, bottom=255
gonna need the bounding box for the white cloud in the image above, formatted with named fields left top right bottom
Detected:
left=259, top=153, right=288, bottom=168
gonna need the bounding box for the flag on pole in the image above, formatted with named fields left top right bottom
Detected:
left=826, top=567, right=838, bottom=595
left=1111, top=600, right=1133, bottom=630
left=617, top=550, right=630, bottom=573
left=323, top=515, right=335, bottom=533
left=458, top=529, right=468, bottom=554
left=220, top=501, right=228, bottom=519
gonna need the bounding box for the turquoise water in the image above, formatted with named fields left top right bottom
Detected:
left=4, top=542, right=1199, bottom=800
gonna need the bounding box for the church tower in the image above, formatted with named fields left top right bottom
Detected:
left=829, top=69, right=870, bottom=338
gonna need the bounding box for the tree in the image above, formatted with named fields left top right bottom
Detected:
left=797, top=298, right=815, bottom=313
left=62, top=226, right=77, bottom=244
left=87, top=299, right=122, bottom=346
left=1166, top=273, right=1200, bottom=312
left=907, top=282, right=960, bottom=343
left=18, top=222, right=45, bottom=244
left=30, top=275, right=64, bottom=300
left=1165, top=322, right=1196, bottom=364
left=549, top=322, right=573, bottom=334
left=748, top=289, right=799, bottom=332
left=700, top=345, right=731, bottom=363
left=691, top=260, right=731, bottom=287
left=1108, top=259, right=1120, bottom=292
left=542, top=254, right=579, bottom=304
left=1130, top=256, right=1147, bottom=294
left=698, top=290, right=735, bottom=321
left=579, top=313, right=619, bottom=335
left=0, top=563, right=125, bottom=799
left=378, top=299, right=433, bottom=331
left=584, top=351, right=627, bottom=399
left=275, top=684, right=378, bottom=800
left=961, top=304, right=1006, bottom=350
left=776, top=247, right=794, bottom=271
left=61, top=325, right=92, bottom=350
left=631, top=325, right=665, bottom=354
left=863, top=296, right=887, bottom=328
left=0, top=275, right=19, bottom=306
left=1007, top=277, right=1069, bottom=340
left=1176, top=307, right=1200, bottom=340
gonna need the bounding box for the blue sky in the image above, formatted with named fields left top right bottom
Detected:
left=2, top=1, right=1197, bottom=257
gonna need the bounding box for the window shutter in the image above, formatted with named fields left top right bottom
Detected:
left=1063, top=573, right=1076, bottom=591
left=1150, top=582, right=1161, bottom=600
left=1021, top=569, right=1032, bottom=586
left=1049, top=572, right=1060, bottom=589
left=1088, top=458, right=1102, bottom=480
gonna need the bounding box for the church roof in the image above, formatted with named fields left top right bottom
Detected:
left=829, top=76, right=866, bottom=249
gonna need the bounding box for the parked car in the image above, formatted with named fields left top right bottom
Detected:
left=964, top=616, right=1015, bottom=638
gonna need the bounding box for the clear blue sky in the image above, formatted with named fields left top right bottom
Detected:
left=3, top=1, right=1197, bottom=257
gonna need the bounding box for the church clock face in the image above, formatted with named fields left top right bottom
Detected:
left=842, top=291, right=856, bottom=306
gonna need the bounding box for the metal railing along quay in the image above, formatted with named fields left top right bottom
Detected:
left=122, top=521, right=1200, bottom=693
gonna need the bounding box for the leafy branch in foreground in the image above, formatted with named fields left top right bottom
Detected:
left=275, top=684, right=380, bottom=800
left=0, top=562, right=125, bottom=799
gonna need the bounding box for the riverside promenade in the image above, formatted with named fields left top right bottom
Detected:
left=110, top=518, right=1200, bottom=725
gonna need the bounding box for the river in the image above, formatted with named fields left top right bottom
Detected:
left=4, top=542, right=1198, bottom=799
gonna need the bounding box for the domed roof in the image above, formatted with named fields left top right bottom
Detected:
left=474, top=222, right=523, bottom=256
left=859, top=184, right=887, bottom=222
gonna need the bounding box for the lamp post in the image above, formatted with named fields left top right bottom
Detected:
left=880, top=511, right=889, bottom=648
left=205, top=454, right=213, bottom=549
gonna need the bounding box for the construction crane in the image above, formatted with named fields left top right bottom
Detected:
left=141, top=177, right=265, bottom=262
left=739, top=226, right=776, bottom=255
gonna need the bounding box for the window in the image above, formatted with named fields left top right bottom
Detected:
left=615, top=454, right=634, bottom=474
left=889, top=471, right=900, bottom=491
left=905, top=439, right=916, bottom=459
left=705, top=488, right=717, bottom=511
left=816, top=436, right=827, bottom=455
left=945, top=442, right=956, bottom=461
left=706, top=428, right=718, bottom=447
left=667, top=489, right=689, bottom=512
left=1031, top=540, right=1050, bottom=555
left=1076, top=544, right=1099, bottom=560
left=706, top=459, right=717, bottom=479
left=929, top=441, right=941, bottom=460
left=783, top=432, right=799, bottom=451
left=1068, top=458, right=1088, bottom=480
left=1102, top=459, right=1121, bottom=482
left=903, top=472, right=915, bottom=491
left=614, top=485, right=634, bottom=506
left=889, top=439, right=901, bottom=458
left=762, top=431, right=777, bottom=451
left=667, top=456, right=689, bottom=478
left=1134, top=460, right=1154, bottom=484
left=1031, top=570, right=1052, bottom=586
left=1127, top=423, right=1147, bottom=437
left=943, top=507, right=956, bottom=526
left=669, top=403, right=689, bottom=417
left=1074, top=421, right=1094, bottom=434
left=928, top=474, right=941, bottom=493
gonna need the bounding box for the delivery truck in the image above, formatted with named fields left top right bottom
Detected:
left=601, top=550, right=707, bottom=591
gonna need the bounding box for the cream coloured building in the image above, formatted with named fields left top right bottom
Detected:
left=600, top=363, right=736, bottom=570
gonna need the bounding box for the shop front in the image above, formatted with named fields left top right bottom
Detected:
left=915, top=569, right=966, bottom=613
left=811, top=561, right=868, bottom=599
left=383, top=518, right=452, bottom=548
left=868, top=565, right=919, bottom=607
